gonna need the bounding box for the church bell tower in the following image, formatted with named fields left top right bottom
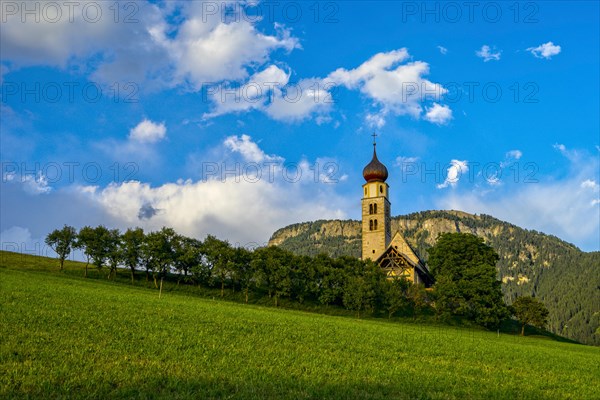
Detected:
left=361, top=133, right=391, bottom=261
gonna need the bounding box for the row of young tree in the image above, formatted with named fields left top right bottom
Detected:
left=45, top=226, right=549, bottom=333
left=44, top=225, right=428, bottom=314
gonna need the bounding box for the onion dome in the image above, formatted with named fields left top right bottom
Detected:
left=363, top=144, right=388, bottom=182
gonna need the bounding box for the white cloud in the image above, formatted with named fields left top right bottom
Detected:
left=476, top=45, right=501, bottom=62
left=327, top=49, right=450, bottom=125
left=158, top=16, right=298, bottom=90
left=3, top=170, right=51, bottom=195
left=1, top=135, right=348, bottom=247
left=437, top=46, right=448, bottom=55
left=223, top=134, right=281, bottom=163
left=78, top=133, right=348, bottom=244
left=424, top=103, right=453, bottom=125
left=527, top=42, right=561, bottom=59
left=506, top=150, right=523, bottom=160
left=581, top=179, right=599, bottom=190
left=365, top=111, right=388, bottom=128
left=264, top=78, right=334, bottom=122
left=203, top=66, right=333, bottom=122
left=129, top=119, right=167, bottom=143
left=0, top=1, right=299, bottom=91
left=437, top=160, right=468, bottom=189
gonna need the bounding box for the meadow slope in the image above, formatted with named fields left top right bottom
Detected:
left=1, top=262, right=599, bottom=399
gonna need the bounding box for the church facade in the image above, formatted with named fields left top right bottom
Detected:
left=361, top=136, right=433, bottom=286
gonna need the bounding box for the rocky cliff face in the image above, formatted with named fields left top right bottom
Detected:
left=268, top=210, right=599, bottom=346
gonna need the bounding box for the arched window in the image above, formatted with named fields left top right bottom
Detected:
left=379, top=185, right=383, bottom=193
left=364, top=187, right=367, bottom=195
left=374, top=219, right=378, bottom=230
left=369, top=219, right=373, bottom=231
left=369, top=204, right=373, bottom=214
left=373, top=203, right=377, bottom=214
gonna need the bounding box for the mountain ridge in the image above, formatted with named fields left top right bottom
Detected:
left=268, top=210, right=599, bottom=345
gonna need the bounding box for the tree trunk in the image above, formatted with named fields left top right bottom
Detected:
left=221, top=281, right=224, bottom=297
left=153, top=273, right=158, bottom=288
left=521, top=323, right=526, bottom=336
left=245, top=287, right=249, bottom=304
left=59, top=258, right=64, bottom=271
left=85, top=261, right=89, bottom=278
left=275, top=295, right=278, bottom=307
left=159, top=276, right=164, bottom=299
left=130, top=268, right=135, bottom=284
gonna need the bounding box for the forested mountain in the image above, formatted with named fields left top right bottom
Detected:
left=268, top=210, right=600, bottom=345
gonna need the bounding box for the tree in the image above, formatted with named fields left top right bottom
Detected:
left=172, top=235, right=202, bottom=286
left=76, top=226, right=96, bottom=277
left=105, top=229, right=122, bottom=280
left=203, top=235, right=234, bottom=297
left=121, top=228, right=145, bottom=283
left=512, top=296, right=550, bottom=336
left=428, top=233, right=509, bottom=328
left=252, top=246, right=293, bottom=307
left=343, top=275, right=375, bottom=318
left=382, top=277, right=411, bottom=318
left=230, top=247, right=254, bottom=303
left=88, top=226, right=111, bottom=273
left=407, top=283, right=429, bottom=317
left=45, top=225, right=77, bottom=271
left=144, top=228, right=176, bottom=296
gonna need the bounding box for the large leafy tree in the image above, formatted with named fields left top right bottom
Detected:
left=203, top=235, right=234, bottom=297
left=88, top=226, right=111, bottom=273
left=512, top=296, right=550, bottom=336
left=121, top=228, right=145, bottom=283
left=252, top=246, right=293, bottom=307
left=172, top=235, right=202, bottom=285
left=428, top=233, right=509, bottom=328
left=105, top=229, right=122, bottom=280
left=342, top=275, right=375, bottom=318
left=382, top=277, right=411, bottom=318
left=144, top=228, right=176, bottom=295
left=45, top=225, right=77, bottom=271
left=76, top=226, right=96, bottom=277
left=316, top=255, right=347, bottom=307
left=230, top=247, right=254, bottom=303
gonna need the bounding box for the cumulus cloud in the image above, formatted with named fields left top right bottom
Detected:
left=203, top=65, right=333, bottom=122
left=129, top=119, right=167, bottom=143
left=437, top=160, right=468, bottom=189
left=327, top=49, right=450, bottom=126
left=155, top=14, right=299, bottom=90
left=1, top=1, right=299, bottom=91
left=2, top=135, right=349, bottom=247
left=224, top=134, right=281, bottom=163
left=476, top=45, right=501, bottom=62
left=424, top=103, right=453, bottom=125
left=527, top=42, right=561, bottom=59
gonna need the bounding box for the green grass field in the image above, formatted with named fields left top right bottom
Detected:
left=1, top=252, right=599, bottom=399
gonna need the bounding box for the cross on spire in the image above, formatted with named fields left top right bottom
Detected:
left=372, top=132, right=377, bottom=147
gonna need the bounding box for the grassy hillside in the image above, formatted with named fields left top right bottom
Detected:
left=268, top=211, right=600, bottom=346
left=1, top=253, right=600, bottom=399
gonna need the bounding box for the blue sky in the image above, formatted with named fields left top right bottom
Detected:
left=1, top=0, right=599, bottom=252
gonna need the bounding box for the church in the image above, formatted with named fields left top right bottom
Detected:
left=361, top=135, right=433, bottom=286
